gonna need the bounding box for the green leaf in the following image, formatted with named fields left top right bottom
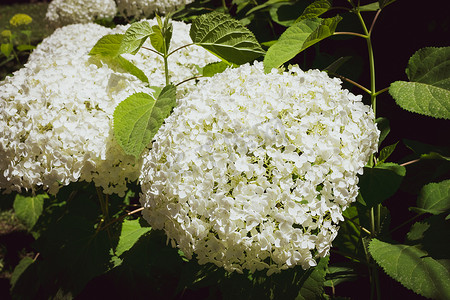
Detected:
left=13, top=193, right=47, bottom=230
left=201, top=61, right=230, bottom=77
left=389, top=47, right=450, bottom=119
left=378, top=0, right=396, bottom=9
left=190, top=12, right=265, bottom=65
left=323, top=56, right=351, bottom=74
left=1, top=43, right=13, bottom=57
left=113, top=85, right=177, bottom=158
left=403, top=139, right=450, bottom=161
left=332, top=205, right=366, bottom=262
left=358, top=163, right=406, bottom=207
left=89, top=34, right=148, bottom=83
left=38, top=215, right=112, bottom=295
left=295, top=0, right=332, bottom=22
left=150, top=25, right=165, bottom=53
left=245, top=0, right=292, bottom=16
left=116, top=56, right=149, bottom=83
left=377, top=141, right=398, bottom=165
left=375, top=117, right=390, bottom=147
left=407, top=221, right=430, bottom=242
left=10, top=257, right=34, bottom=290
left=263, top=16, right=342, bottom=73
left=296, top=256, right=329, bottom=299
left=119, top=21, right=152, bottom=55
left=369, top=239, right=450, bottom=299
left=89, top=34, right=123, bottom=58
left=116, top=219, right=151, bottom=256
left=324, top=265, right=358, bottom=288
left=412, top=180, right=450, bottom=215
left=358, top=2, right=380, bottom=11
left=16, top=44, right=35, bottom=51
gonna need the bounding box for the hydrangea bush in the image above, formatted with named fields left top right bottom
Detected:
left=116, top=0, right=195, bottom=18
left=0, top=20, right=217, bottom=196
left=45, top=0, right=117, bottom=27
left=140, top=62, right=379, bottom=274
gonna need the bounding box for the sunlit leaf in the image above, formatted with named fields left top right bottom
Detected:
left=116, top=56, right=149, bottom=83
left=295, top=0, right=332, bottom=22
left=190, top=12, right=265, bottom=65
left=89, top=34, right=123, bottom=57
left=113, top=85, right=177, bottom=158
left=116, top=219, right=151, bottom=256
left=410, top=180, right=450, bottom=215
left=89, top=34, right=148, bottom=83
left=150, top=25, right=164, bottom=53
left=119, top=21, right=152, bottom=55
left=201, top=61, right=230, bottom=77
left=263, top=16, right=342, bottom=73
left=358, top=2, right=380, bottom=11
left=369, top=239, right=450, bottom=299
left=389, top=47, right=450, bottom=119
left=13, top=193, right=47, bottom=230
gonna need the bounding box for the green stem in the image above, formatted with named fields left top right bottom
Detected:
left=333, top=31, right=368, bottom=39
left=370, top=207, right=376, bottom=237
left=357, top=9, right=381, bottom=300
left=329, top=72, right=371, bottom=94
left=164, top=54, right=169, bottom=86
left=167, top=43, right=194, bottom=57
left=374, top=86, right=389, bottom=97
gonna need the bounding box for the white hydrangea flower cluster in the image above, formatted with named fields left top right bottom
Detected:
left=0, top=20, right=218, bottom=196
left=45, top=0, right=118, bottom=27
left=140, top=62, right=379, bottom=275
left=116, top=0, right=195, bottom=18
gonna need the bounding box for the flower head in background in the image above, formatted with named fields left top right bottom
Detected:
left=140, top=62, right=379, bottom=275
left=116, top=0, right=195, bottom=18
left=45, top=0, right=117, bottom=27
left=0, top=20, right=218, bottom=196
left=1, top=30, right=12, bottom=38
left=9, top=14, right=33, bottom=27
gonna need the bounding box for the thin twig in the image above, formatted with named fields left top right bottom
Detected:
left=400, top=159, right=420, bottom=167
left=33, top=253, right=40, bottom=261
left=329, top=72, right=371, bottom=94
left=176, top=75, right=203, bottom=87
left=141, top=46, right=164, bottom=57
left=168, top=43, right=194, bottom=57
left=374, top=86, right=389, bottom=97
left=100, top=207, right=145, bottom=230
left=333, top=31, right=367, bottom=39
left=369, top=9, right=382, bottom=36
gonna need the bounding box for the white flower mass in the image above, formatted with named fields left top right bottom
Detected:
left=45, top=0, right=118, bottom=27
left=116, top=0, right=195, bottom=18
left=139, top=62, right=380, bottom=275
left=0, top=20, right=218, bottom=196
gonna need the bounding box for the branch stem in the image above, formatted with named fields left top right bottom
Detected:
left=333, top=31, right=367, bottom=39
